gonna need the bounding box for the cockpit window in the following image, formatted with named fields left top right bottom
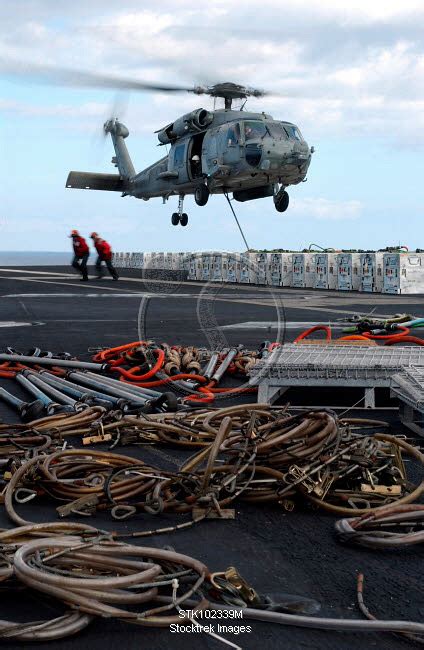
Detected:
left=243, top=120, right=267, bottom=141
left=266, top=122, right=288, bottom=139
left=227, top=123, right=240, bottom=145
left=283, top=124, right=303, bottom=141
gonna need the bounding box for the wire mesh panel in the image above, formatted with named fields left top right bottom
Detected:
left=251, top=345, right=424, bottom=382
left=391, top=367, right=424, bottom=407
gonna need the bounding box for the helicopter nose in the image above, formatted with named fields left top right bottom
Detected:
left=259, top=140, right=310, bottom=171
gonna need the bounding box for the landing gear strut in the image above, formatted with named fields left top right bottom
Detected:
left=274, top=187, right=290, bottom=213
left=171, top=195, right=189, bottom=226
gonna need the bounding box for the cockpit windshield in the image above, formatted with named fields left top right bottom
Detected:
left=266, top=122, right=288, bottom=139
left=243, top=120, right=267, bottom=141
left=283, top=124, right=303, bottom=141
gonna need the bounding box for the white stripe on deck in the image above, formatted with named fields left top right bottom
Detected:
left=219, top=321, right=348, bottom=330
left=2, top=293, right=196, bottom=298
left=0, top=321, right=36, bottom=328
left=0, top=269, right=75, bottom=276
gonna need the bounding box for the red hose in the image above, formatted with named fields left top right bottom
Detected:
left=110, top=348, right=165, bottom=381
left=269, top=342, right=281, bottom=351
left=338, top=335, right=372, bottom=341
left=92, top=340, right=271, bottom=403
left=184, top=395, right=215, bottom=403
left=0, top=361, right=30, bottom=377
left=295, top=325, right=332, bottom=343
left=93, top=341, right=148, bottom=362
left=384, top=335, right=424, bottom=346
left=119, top=372, right=208, bottom=388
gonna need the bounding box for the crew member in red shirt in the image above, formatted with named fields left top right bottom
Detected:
left=70, top=229, right=89, bottom=281
left=90, top=232, right=119, bottom=280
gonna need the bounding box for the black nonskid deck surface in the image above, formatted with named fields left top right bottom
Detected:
left=0, top=266, right=422, bottom=650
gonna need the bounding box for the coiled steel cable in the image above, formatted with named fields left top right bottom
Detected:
left=12, top=537, right=209, bottom=626
left=336, top=504, right=424, bottom=548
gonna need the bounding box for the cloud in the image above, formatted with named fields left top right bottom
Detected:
left=0, top=99, right=106, bottom=118
left=292, top=198, right=362, bottom=220
left=1, top=1, right=424, bottom=146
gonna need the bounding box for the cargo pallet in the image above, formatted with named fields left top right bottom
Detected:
left=249, top=344, right=424, bottom=419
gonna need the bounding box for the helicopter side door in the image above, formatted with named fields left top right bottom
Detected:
left=188, top=133, right=206, bottom=180
left=201, top=129, right=220, bottom=177
left=202, top=125, right=241, bottom=177
left=222, top=122, right=241, bottom=166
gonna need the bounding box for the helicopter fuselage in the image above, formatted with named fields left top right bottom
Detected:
left=66, top=106, right=313, bottom=223
left=129, top=109, right=311, bottom=199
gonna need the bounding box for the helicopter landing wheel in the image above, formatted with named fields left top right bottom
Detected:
left=171, top=213, right=180, bottom=226
left=180, top=213, right=188, bottom=227
left=274, top=190, right=289, bottom=213
left=194, top=185, right=210, bottom=206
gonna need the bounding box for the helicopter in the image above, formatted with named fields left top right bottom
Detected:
left=1, top=60, right=313, bottom=227
left=65, top=81, right=314, bottom=227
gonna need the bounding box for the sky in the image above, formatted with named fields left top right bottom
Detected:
left=0, top=0, right=423, bottom=253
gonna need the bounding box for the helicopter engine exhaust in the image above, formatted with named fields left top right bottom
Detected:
left=157, top=108, right=213, bottom=144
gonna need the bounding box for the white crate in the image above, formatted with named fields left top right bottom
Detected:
left=292, top=253, right=315, bottom=288
left=383, top=253, right=424, bottom=294
left=188, top=254, right=202, bottom=280
left=268, top=253, right=293, bottom=287
left=141, top=253, right=153, bottom=270
left=170, top=252, right=188, bottom=271
left=147, top=252, right=157, bottom=269
left=163, top=252, right=174, bottom=270
left=314, top=253, right=338, bottom=290
left=281, top=253, right=293, bottom=287
left=154, top=252, right=165, bottom=270
left=240, top=252, right=257, bottom=283
left=147, top=252, right=156, bottom=270
left=171, top=253, right=178, bottom=270
left=225, top=253, right=240, bottom=283
left=360, top=252, right=384, bottom=292
left=256, top=253, right=270, bottom=285
left=172, top=252, right=189, bottom=271
left=337, top=253, right=361, bottom=291
left=133, top=252, right=144, bottom=269
left=201, top=253, right=212, bottom=281
left=112, top=252, right=122, bottom=267
left=268, top=253, right=282, bottom=287
left=210, top=253, right=226, bottom=282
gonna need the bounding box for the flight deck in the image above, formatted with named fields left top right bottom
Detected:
left=0, top=266, right=422, bottom=650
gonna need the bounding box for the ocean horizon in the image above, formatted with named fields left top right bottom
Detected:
left=0, top=251, right=74, bottom=266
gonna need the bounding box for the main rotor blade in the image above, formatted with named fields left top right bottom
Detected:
left=1, top=59, right=284, bottom=100
left=0, top=60, right=195, bottom=94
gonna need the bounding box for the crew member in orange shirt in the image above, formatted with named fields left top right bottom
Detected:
left=90, top=232, right=119, bottom=280
left=70, top=229, right=89, bottom=281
